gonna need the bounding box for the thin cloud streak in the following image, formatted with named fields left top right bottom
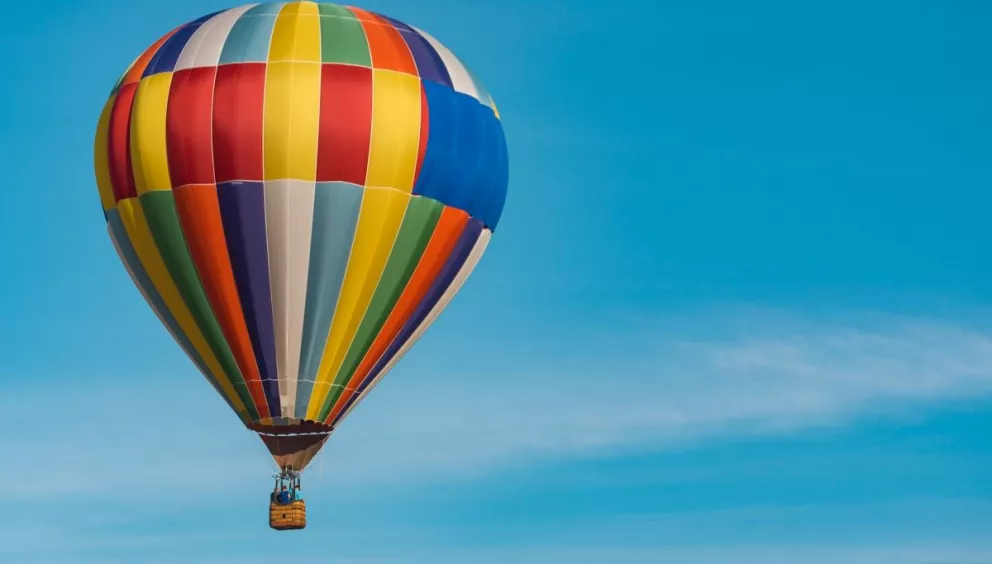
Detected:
left=4, top=310, right=992, bottom=497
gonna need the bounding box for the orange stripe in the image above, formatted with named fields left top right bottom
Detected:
left=173, top=184, right=271, bottom=418
left=348, top=7, right=418, bottom=74
left=121, top=26, right=182, bottom=87
left=324, top=206, right=469, bottom=423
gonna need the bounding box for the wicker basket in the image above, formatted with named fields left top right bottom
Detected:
left=269, top=500, right=307, bottom=530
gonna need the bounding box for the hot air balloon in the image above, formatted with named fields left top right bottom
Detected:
left=93, top=2, right=507, bottom=530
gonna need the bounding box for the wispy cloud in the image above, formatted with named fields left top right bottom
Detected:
left=323, top=310, right=992, bottom=482
left=4, top=309, right=992, bottom=496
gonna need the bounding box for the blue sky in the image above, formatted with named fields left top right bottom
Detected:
left=1, top=0, right=991, bottom=562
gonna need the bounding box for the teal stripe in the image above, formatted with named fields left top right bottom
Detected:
left=138, top=191, right=260, bottom=420
left=218, top=4, right=283, bottom=64
left=107, top=211, right=239, bottom=413
left=294, top=182, right=363, bottom=419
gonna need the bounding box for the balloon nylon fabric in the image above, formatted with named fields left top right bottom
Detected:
left=93, top=2, right=508, bottom=469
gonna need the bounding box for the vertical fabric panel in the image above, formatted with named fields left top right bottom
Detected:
left=114, top=198, right=252, bottom=417
left=294, top=181, right=363, bottom=419
left=166, top=67, right=217, bottom=187
left=218, top=4, right=280, bottom=64
left=264, top=180, right=316, bottom=417
left=318, top=197, right=442, bottom=419
left=130, top=73, right=174, bottom=194
left=410, top=26, right=480, bottom=100
left=120, top=28, right=181, bottom=89
left=365, top=69, right=422, bottom=190
left=478, top=109, right=510, bottom=230
left=108, top=221, right=250, bottom=424
left=107, top=213, right=230, bottom=410
left=107, top=83, right=138, bottom=202
left=216, top=180, right=280, bottom=416
left=348, top=7, right=417, bottom=75
left=173, top=184, right=279, bottom=417
left=323, top=205, right=468, bottom=423
left=412, top=81, right=456, bottom=204
left=94, top=96, right=117, bottom=211
left=414, top=82, right=508, bottom=229
left=214, top=63, right=266, bottom=182
left=379, top=13, right=452, bottom=86
left=263, top=61, right=321, bottom=180
left=305, top=187, right=410, bottom=419
left=315, top=64, right=373, bottom=184
left=139, top=190, right=263, bottom=418
left=317, top=4, right=371, bottom=66
left=333, top=224, right=491, bottom=425
left=175, top=5, right=256, bottom=71
left=143, top=14, right=212, bottom=77
left=269, top=1, right=320, bottom=63
left=446, top=97, right=485, bottom=214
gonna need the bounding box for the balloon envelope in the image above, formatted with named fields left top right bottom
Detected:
left=94, top=2, right=508, bottom=471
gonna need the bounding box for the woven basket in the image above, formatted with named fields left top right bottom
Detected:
left=269, top=500, right=307, bottom=530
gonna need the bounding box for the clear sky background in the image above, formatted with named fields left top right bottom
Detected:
left=1, top=0, right=991, bottom=562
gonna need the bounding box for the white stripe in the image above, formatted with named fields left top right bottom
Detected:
left=264, top=180, right=316, bottom=418
left=411, top=26, right=480, bottom=101
left=175, top=5, right=257, bottom=71
left=337, top=230, right=492, bottom=423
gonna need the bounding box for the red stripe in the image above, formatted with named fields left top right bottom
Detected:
left=413, top=84, right=429, bottom=185
left=316, top=64, right=373, bottom=184
left=107, top=83, right=138, bottom=202
left=173, top=184, right=271, bottom=419
left=214, top=63, right=266, bottom=183
left=166, top=67, right=216, bottom=187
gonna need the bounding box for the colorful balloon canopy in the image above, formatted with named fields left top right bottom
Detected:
left=93, top=2, right=508, bottom=471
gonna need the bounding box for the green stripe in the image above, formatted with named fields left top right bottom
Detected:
left=139, top=191, right=260, bottom=420
left=318, top=4, right=372, bottom=66
left=318, top=197, right=443, bottom=420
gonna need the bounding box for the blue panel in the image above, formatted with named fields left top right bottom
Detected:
left=217, top=181, right=281, bottom=416
left=219, top=6, right=281, bottom=64
left=294, top=182, right=364, bottom=419
left=415, top=82, right=464, bottom=209
left=449, top=94, right=485, bottom=215
left=332, top=219, right=484, bottom=426
left=475, top=107, right=509, bottom=230
left=107, top=210, right=237, bottom=414
left=415, top=82, right=509, bottom=230
left=462, top=103, right=492, bottom=226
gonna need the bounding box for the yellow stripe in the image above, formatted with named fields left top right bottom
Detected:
left=94, top=97, right=117, bottom=211
left=130, top=73, right=174, bottom=194
left=306, top=187, right=410, bottom=419
left=263, top=62, right=321, bottom=181
left=115, top=198, right=247, bottom=413
left=365, top=70, right=422, bottom=191
left=269, top=1, right=321, bottom=62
